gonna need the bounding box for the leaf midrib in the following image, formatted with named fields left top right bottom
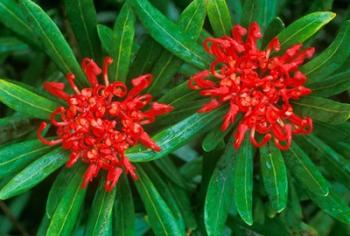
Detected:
left=138, top=0, right=204, bottom=64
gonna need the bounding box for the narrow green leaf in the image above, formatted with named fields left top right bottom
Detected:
left=159, top=81, right=198, bottom=104
left=143, top=164, right=185, bottom=232
left=86, top=176, right=116, bottom=236
left=147, top=0, right=206, bottom=95
left=128, top=37, right=163, bottom=78
left=309, top=70, right=350, bottom=97
left=277, top=12, right=335, bottom=50
left=113, top=175, right=135, bottom=236
left=127, top=109, right=224, bottom=162
left=0, top=148, right=68, bottom=200
left=259, top=142, right=288, bottom=213
left=130, top=0, right=210, bottom=69
left=298, top=134, right=350, bottom=184
left=283, top=142, right=329, bottom=196
left=168, top=184, right=197, bottom=231
left=204, top=139, right=235, bottom=235
left=109, top=3, right=135, bottom=82
left=0, top=0, right=40, bottom=48
left=207, top=0, right=232, bottom=36
left=227, top=0, right=242, bottom=23
left=97, top=24, right=114, bottom=55
left=0, top=192, right=30, bottom=235
left=152, top=100, right=204, bottom=128
left=0, top=139, right=52, bottom=178
left=262, top=17, right=285, bottom=48
left=46, top=167, right=77, bottom=219
left=303, top=21, right=350, bottom=83
left=0, top=37, right=29, bottom=53
left=46, top=165, right=87, bottom=236
left=20, top=0, right=86, bottom=85
left=154, top=158, right=187, bottom=189
left=292, top=96, right=350, bottom=124
left=202, top=127, right=231, bottom=152
left=242, top=0, right=277, bottom=31
left=135, top=165, right=184, bottom=236
left=64, top=0, right=100, bottom=58
left=0, top=79, right=58, bottom=120
left=307, top=188, right=350, bottom=224
left=234, top=135, right=254, bottom=225
left=36, top=215, right=50, bottom=236
left=0, top=114, right=34, bottom=144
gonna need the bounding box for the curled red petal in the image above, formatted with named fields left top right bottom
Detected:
left=82, top=58, right=101, bottom=87
left=43, top=82, right=69, bottom=100
left=128, top=74, right=152, bottom=98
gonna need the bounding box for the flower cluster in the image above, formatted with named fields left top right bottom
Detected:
left=37, top=57, right=173, bottom=191
left=189, top=22, right=314, bottom=150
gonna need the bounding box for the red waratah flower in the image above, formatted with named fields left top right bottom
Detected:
left=189, top=22, right=314, bottom=150
left=37, top=57, right=173, bottom=191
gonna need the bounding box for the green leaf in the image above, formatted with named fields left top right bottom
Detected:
left=298, top=134, right=350, bottom=184
left=128, top=37, right=163, bottom=78
left=241, top=0, right=277, bottom=31
left=309, top=70, right=350, bottom=97
left=152, top=100, right=204, bottom=128
left=20, top=0, right=86, bottom=85
left=130, top=0, right=210, bottom=69
left=262, top=17, right=285, bottom=48
left=259, top=142, right=288, bottom=213
left=154, top=158, right=187, bottom=189
left=46, top=165, right=87, bottom=236
left=207, top=0, right=232, bottom=36
left=0, top=37, right=29, bottom=53
left=202, top=127, right=231, bottom=152
left=277, top=12, right=335, bottom=50
left=113, top=175, right=135, bottom=236
left=46, top=167, right=76, bottom=219
left=86, top=175, right=116, bottom=236
left=307, top=188, right=350, bottom=224
left=135, top=165, right=184, bottom=236
left=0, top=148, right=68, bottom=200
left=0, top=114, right=34, bottom=144
left=97, top=24, right=114, bottom=55
left=0, top=139, right=52, bottom=178
left=0, top=192, right=30, bottom=235
left=303, top=21, right=350, bottom=83
left=0, top=79, right=58, bottom=119
left=204, top=139, right=235, bottom=235
left=147, top=0, right=206, bottom=95
left=109, top=3, right=135, bottom=82
left=64, top=0, right=100, bottom=58
left=37, top=214, right=50, bottom=236
left=292, top=96, right=350, bottom=124
left=168, top=184, right=197, bottom=231
left=0, top=0, right=40, bottom=48
left=159, top=81, right=199, bottom=104
left=227, top=0, right=242, bottom=23
left=234, top=135, right=254, bottom=225
left=127, top=110, right=224, bottom=162
left=283, top=142, right=329, bottom=196
left=143, top=164, right=185, bottom=232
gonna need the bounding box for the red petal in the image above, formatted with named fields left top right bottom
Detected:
left=128, top=74, right=152, bottom=98
left=105, top=167, right=123, bottom=191
left=43, top=82, right=69, bottom=100
left=198, top=99, right=221, bottom=113
left=82, top=58, right=101, bottom=87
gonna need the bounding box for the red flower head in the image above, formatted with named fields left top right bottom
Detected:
left=37, top=57, right=173, bottom=191
left=189, top=22, right=314, bottom=150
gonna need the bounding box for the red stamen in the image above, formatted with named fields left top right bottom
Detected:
left=189, top=22, right=314, bottom=150
left=37, top=122, right=62, bottom=146
left=37, top=57, right=172, bottom=191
